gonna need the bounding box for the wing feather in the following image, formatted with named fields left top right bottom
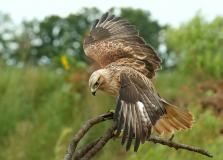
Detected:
left=84, top=12, right=161, bottom=78
left=126, top=104, right=133, bottom=150
left=121, top=102, right=129, bottom=145
left=133, top=105, right=141, bottom=151
left=114, top=71, right=165, bottom=151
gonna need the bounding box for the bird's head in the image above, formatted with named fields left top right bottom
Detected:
left=89, top=69, right=107, bottom=96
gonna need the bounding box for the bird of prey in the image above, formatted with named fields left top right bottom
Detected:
left=83, top=12, right=193, bottom=152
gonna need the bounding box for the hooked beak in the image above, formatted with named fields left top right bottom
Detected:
left=91, top=87, right=97, bottom=96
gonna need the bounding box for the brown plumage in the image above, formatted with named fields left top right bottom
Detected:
left=83, top=12, right=161, bottom=78
left=84, top=12, right=194, bottom=152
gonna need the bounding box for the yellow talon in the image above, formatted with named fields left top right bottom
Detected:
left=113, top=130, right=123, bottom=138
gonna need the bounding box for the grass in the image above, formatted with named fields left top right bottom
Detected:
left=0, top=66, right=222, bottom=160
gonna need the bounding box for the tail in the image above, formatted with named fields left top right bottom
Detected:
left=153, top=99, right=194, bottom=135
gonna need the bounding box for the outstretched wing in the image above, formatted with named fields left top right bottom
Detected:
left=114, top=71, right=166, bottom=151
left=83, top=12, right=161, bottom=78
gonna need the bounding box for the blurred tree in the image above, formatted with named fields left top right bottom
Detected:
left=0, top=8, right=164, bottom=67
left=165, top=14, right=223, bottom=79
left=15, top=19, right=39, bottom=64
left=0, top=12, right=17, bottom=65
left=18, top=8, right=100, bottom=66
left=120, top=8, right=163, bottom=50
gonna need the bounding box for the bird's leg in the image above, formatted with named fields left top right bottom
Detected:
left=169, top=134, right=175, bottom=141
left=105, top=109, right=123, bottom=138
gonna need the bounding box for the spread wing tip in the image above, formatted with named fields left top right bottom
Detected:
left=92, top=12, right=121, bottom=29
left=91, top=12, right=110, bottom=29
left=92, top=19, right=99, bottom=30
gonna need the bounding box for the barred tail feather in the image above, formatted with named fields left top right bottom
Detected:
left=153, top=99, right=194, bottom=135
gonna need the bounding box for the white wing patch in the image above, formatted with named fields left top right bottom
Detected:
left=137, top=101, right=144, bottom=112
left=137, top=101, right=150, bottom=122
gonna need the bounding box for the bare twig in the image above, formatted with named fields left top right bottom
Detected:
left=64, top=111, right=213, bottom=160
left=148, top=136, right=213, bottom=158
left=64, top=112, right=114, bottom=160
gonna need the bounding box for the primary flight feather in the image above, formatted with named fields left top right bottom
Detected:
left=83, top=12, right=193, bottom=152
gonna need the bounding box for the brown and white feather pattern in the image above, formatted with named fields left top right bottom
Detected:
left=105, top=64, right=193, bottom=151
left=83, top=12, right=161, bottom=78
left=85, top=13, right=194, bottom=152
left=112, top=66, right=166, bottom=151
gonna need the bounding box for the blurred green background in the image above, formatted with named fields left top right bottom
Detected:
left=0, top=5, right=223, bottom=160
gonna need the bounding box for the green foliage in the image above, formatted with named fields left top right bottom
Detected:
left=165, top=14, right=223, bottom=79
left=0, top=67, right=222, bottom=160
left=0, top=9, right=222, bottom=160
left=0, top=12, right=16, bottom=61
left=0, top=66, right=122, bottom=160
left=0, top=8, right=164, bottom=67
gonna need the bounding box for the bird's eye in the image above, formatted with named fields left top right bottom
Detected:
left=94, top=81, right=99, bottom=87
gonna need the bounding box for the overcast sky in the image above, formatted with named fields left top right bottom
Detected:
left=1, top=0, right=223, bottom=26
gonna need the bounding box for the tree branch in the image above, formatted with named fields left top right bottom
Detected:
left=64, top=111, right=213, bottom=160
left=64, top=112, right=114, bottom=160
left=148, top=136, right=213, bottom=157
left=80, top=124, right=116, bottom=160
left=74, top=138, right=100, bottom=160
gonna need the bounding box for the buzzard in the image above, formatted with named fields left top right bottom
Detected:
left=83, top=12, right=193, bottom=152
